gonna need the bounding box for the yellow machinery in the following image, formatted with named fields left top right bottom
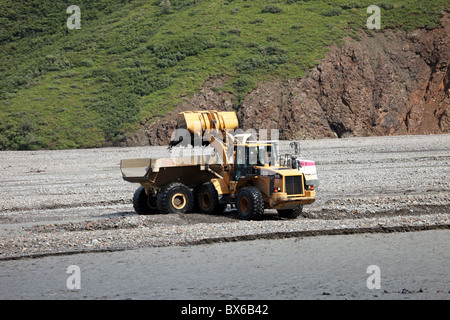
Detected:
left=169, top=111, right=239, bottom=148
left=177, top=111, right=239, bottom=137
left=121, top=110, right=316, bottom=219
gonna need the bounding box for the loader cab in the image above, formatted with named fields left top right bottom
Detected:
left=233, top=141, right=279, bottom=180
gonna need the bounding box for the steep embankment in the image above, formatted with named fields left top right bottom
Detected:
left=129, top=12, right=449, bottom=145
left=1, top=1, right=448, bottom=149
left=239, top=14, right=450, bottom=140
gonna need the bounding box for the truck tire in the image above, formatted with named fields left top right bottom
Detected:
left=198, top=182, right=227, bottom=215
left=133, top=186, right=159, bottom=215
left=236, top=186, right=264, bottom=220
left=157, top=183, right=194, bottom=214
left=277, top=205, right=303, bottom=219
left=190, top=186, right=200, bottom=213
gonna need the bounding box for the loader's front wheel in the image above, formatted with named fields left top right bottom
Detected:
left=157, top=183, right=194, bottom=214
left=236, top=186, right=264, bottom=220
left=133, top=186, right=159, bottom=215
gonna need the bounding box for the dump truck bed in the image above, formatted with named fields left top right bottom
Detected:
left=120, top=154, right=223, bottom=189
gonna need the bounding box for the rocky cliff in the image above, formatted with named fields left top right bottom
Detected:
left=125, top=13, right=449, bottom=146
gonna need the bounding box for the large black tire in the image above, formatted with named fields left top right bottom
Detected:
left=157, top=183, right=194, bottom=214
left=190, top=185, right=201, bottom=213
left=277, top=206, right=303, bottom=219
left=133, top=186, right=159, bottom=215
left=197, top=182, right=227, bottom=215
left=236, top=186, right=264, bottom=220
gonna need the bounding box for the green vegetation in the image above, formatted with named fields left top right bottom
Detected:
left=0, top=0, right=448, bottom=150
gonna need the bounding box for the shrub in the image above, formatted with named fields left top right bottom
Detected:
left=233, top=75, right=256, bottom=106
left=156, top=58, right=178, bottom=68
left=249, top=18, right=264, bottom=24
left=262, top=5, right=283, bottom=13
left=340, top=2, right=359, bottom=9
left=321, top=8, right=343, bottom=17
left=228, top=28, right=242, bottom=36
left=44, top=53, right=71, bottom=71
left=235, top=45, right=289, bottom=72
left=377, top=2, right=395, bottom=10
left=161, top=0, right=171, bottom=14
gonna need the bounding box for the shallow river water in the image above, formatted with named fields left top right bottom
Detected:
left=1, top=229, right=449, bottom=300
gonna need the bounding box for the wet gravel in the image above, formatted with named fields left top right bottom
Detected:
left=0, top=134, right=449, bottom=260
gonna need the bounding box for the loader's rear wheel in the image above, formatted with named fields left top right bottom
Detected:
left=236, top=186, right=264, bottom=220
left=198, top=182, right=227, bottom=215
left=133, top=186, right=159, bottom=215
left=277, top=206, right=303, bottom=219
left=157, top=183, right=194, bottom=214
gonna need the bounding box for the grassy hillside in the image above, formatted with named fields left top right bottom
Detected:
left=0, top=0, right=447, bottom=150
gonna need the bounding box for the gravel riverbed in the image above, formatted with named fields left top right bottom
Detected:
left=0, top=134, right=449, bottom=260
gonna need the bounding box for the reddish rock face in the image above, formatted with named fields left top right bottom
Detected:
left=125, top=14, right=449, bottom=146
left=238, top=16, right=449, bottom=140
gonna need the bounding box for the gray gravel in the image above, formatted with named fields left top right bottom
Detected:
left=0, top=134, right=449, bottom=259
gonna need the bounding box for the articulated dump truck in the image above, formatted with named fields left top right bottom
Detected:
left=120, top=111, right=318, bottom=220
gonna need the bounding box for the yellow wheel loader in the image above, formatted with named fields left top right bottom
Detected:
left=120, top=111, right=316, bottom=220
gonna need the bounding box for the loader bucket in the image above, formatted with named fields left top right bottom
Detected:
left=171, top=111, right=239, bottom=146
